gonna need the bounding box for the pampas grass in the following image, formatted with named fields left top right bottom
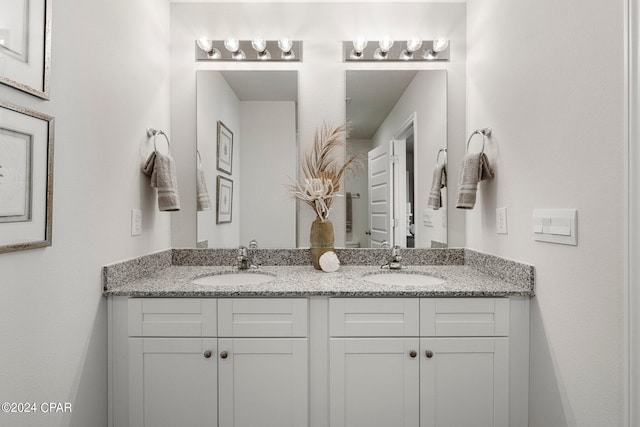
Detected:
left=291, top=122, right=360, bottom=221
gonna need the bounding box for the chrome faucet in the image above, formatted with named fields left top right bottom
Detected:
left=237, top=246, right=253, bottom=270
left=382, top=245, right=404, bottom=270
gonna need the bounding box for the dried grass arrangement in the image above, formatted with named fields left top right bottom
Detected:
left=291, top=123, right=360, bottom=221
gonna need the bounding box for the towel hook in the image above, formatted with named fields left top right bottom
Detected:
left=147, top=128, right=171, bottom=154
left=466, top=128, right=492, bottom=154
left=436, top=148, right=447, bottom=166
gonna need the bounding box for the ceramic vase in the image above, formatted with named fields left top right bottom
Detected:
left=310, top=217, right=334, bottom=270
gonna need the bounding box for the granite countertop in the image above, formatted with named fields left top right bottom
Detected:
left=103, top=260, right=534, bottom=298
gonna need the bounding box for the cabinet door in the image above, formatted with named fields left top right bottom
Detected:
left=420, top=338, right=509, bottom=427
left=129, top=338, right=217, bottom=427
left=218, top=338, right=308, bottom=427
left=330, top=338, right=420, bottom=427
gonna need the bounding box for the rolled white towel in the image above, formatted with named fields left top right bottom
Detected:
left=319, top=251, right=340, bottom=272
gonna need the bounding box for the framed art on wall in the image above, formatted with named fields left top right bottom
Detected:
left=216, top=120, right=233, bottom=175
left=216, top=175, right=233, bottom=224
left=0, top=0, right=52, bottom=99
left=0, top=101, right=54, bottom=253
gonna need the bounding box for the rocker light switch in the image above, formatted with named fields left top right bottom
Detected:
left=532, top=209, right=577, bottom=245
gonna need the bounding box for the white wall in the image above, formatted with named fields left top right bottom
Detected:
left=0, top=1, right=172, bottom=426
left=466, top=0, right=624, bottom=425
left=170, top=2, right=466, bottom=248
left=239, top=101, right=296, bottom=248
left=196, top=71, right=241, bottom=248
left=372, top=71, right=448, bottom=247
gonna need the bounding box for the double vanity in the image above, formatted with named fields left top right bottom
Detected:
left=104, top=248, right=534, bottom=427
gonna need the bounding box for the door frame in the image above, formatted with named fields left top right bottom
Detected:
left=393, top=113, right=418, bottom=248
left=625, top=0, right=638, bottom=425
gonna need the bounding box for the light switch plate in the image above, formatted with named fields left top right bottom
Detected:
left=131, top=209, right=142, bottom=236
left=423, top=210, right=434, bottom=227
left=532, top=209, right=577, bottom=245
left=496, top=207, right=508, bottom=234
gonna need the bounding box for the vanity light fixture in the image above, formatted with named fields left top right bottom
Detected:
left=195, top=39, right=302, bottom=61
left=343, top=38, right=449, bottom=62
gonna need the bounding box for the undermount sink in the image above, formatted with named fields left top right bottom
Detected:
left=192, top=272, right=275, bottom=286
left=363, top=272, right=446, bottom=287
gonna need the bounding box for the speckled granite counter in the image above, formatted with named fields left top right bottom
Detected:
left=103, top=248, right=535, bottom=297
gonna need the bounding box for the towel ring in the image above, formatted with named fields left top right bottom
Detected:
left=466, top=128, right=492, bottom=154
left=436, top=148, right=447, bottom=166
left=147, top=128, right=171, bottom=154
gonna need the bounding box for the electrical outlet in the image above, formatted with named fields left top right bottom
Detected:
left=131, top=209, right=142, bottom=236
left=496, top=207, right=508, bottom=234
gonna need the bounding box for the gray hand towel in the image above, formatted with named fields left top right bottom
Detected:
left=142, top=151, right=181, bottom=211
left=427, top=164, right=447, bottom=210
left=196, top=166, right=212, bottom=211
left=346, top=192, right=352, bottom=232
left=455, top=152, right=494, bottom=209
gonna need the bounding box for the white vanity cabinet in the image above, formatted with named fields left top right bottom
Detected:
left=127, top=298, right=218, bottom=427
left=328, top=297, right=524, bottom=427
left=109, top=295, right=528, bottom=427
left=216, top=298, right=309, bottom=427
left=329, top=298, right=421, bottom=426
left=117, top=297, right=308, bottom=427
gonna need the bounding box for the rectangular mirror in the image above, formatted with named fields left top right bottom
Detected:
left=345, top=70, right=448, bottom=248
left=196, top=70, right=298, bottom=248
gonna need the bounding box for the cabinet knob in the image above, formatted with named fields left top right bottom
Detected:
left=409, top=350, right=417, bottom=358
left=220, top=351, right=229, bottom=359
left=425, top=350, right=434, bottom=358
left=203, top=350, right=212, bottom=359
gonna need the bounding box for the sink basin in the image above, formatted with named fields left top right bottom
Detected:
left=192, top=272, right=275, bottom=286
left=363, top=272, right=445, bottom=287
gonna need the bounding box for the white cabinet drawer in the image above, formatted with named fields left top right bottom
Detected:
left=217, top=298, right=308, bottom=337
left=420, top=298, right=509, bottom=337
left=329, top=298, right=420, bottom=337
left=128, top=298, right=217, bottom=337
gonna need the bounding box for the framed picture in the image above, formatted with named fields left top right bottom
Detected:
left=216, top=175, right=233, bottom=224
left=0, top=0, right=52, bottom=99
left=216, top=121, right=233, bottom=174
left=0, top=101, right=54, bottom=253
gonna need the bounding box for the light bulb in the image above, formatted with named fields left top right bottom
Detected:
left=406, top=38, right=422, bottom=53
left=251, top=37, right=267, bottom=53
left=379, top=37, right=394, bottom=52
left=196, top=38, right=221, bottom=59
left=374, top=37, right=394, bottom=60
left=400, top=38, right=423, bottom=60
left=432, top=38, right=449, bottom=53
left=196, top=38, right=213, bottom=52
left=224, top=38, right=245, bottom=59
left=251, top=37, right=271, bottom=59
left=424, top=39, right=449, bottom=59
left=224, top=38, right=240, bottom=53
left=278, top=39, right=295, bottom=59
left=350, top=36, right=368, bottom=59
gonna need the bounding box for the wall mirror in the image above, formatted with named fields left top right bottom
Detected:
left=345, top=70, right=448, bottom=248
left=196, top=70, right=298, bottom=248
